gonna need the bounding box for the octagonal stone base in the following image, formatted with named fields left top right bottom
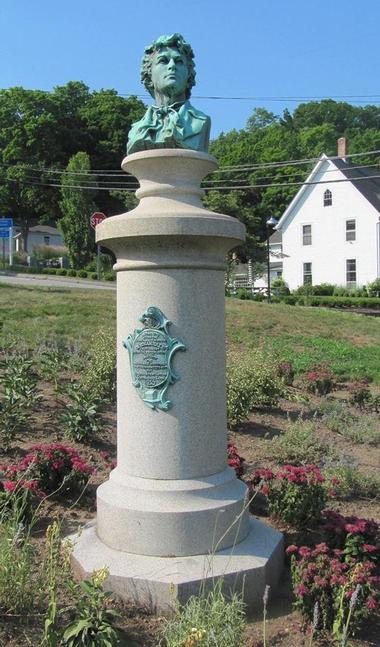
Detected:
left=71, top=517, right=283, bottom=615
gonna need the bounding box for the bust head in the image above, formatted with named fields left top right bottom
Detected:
left=141, top=33, right=196, bottom=104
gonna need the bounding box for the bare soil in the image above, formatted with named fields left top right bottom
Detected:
left=0, top=379, right=379, bottom=646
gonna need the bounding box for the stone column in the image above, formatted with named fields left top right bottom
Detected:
left=71, top=149, right=283, bottom=612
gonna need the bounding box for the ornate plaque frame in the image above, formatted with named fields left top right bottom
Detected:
left=123, top=306, right=186, bottom=410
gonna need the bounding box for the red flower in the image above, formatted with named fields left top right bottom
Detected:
left=3, top=481, right=16, bottom=491
left=286, top=545, right=298, bottom=555
left=366, top=597, right=377, bottom=610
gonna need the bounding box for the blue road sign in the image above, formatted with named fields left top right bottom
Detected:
left=0, top=230, right=10, bottom=238
left=0, top=218, right=13, bottom=228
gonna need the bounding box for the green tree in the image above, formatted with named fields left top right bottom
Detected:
left=59, top=152, right=97, bottom=268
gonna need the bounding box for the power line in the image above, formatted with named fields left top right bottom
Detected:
left=4, top=172, right=380, bottom=193
left=1, top=148, right=379, bottom=178
left=203, top=174, right=380, bottom=191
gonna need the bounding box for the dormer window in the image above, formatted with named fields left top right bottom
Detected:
left=323, top=189, right=332, bottom=207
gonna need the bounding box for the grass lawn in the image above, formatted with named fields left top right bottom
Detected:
left=1, top=283, right=380, bottom=381
left=226, top=298, right=380, bottom=383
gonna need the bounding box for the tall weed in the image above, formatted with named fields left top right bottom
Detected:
left=161, top=580, right=246, bottom=647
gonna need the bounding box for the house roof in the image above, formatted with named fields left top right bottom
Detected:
left=333, top=158, right=380, bottom=212
left=276, top=154, right=380, bottom=230
left=269, top=230, right=282, bottom=244
left=29, top=225, right=62, bottom=235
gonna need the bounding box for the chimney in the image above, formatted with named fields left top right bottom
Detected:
left=337, top=137, right=348, bottom=161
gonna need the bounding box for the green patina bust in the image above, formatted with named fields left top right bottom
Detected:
left=127, top=33, right=211, bottom=155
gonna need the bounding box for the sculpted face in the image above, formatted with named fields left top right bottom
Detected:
left=151, top=47, right=189, bottom=103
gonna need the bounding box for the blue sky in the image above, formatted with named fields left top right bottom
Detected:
left=1, top=0, right=379, bottom=139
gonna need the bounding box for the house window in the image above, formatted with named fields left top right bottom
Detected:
left=346, top=259, right=356, bottom=286
left=44, top=236, right=50, bottom=245
left=303, top=262, right=312, bottom=285
left=346, top=220, right=356, bottom=241
left=323, top=189, right=332, bottom=207
left=302, top=224, right=312, bottom=245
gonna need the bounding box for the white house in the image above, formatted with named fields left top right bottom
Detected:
left=14, top=225, right=65, bottom=253
left=275, top=139, right=380, bottom=290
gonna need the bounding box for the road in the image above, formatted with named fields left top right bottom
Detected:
left=0, top=272, right=116, bottom=291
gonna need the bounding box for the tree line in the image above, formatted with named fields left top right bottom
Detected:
left=0, top=83, right=379, bottom=266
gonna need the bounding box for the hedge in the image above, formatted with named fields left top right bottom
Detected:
left=282, top=295, right=380, bottom=309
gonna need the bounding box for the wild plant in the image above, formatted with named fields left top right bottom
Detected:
left=62, top=567, right=120, bottom=647
left=250, top=465, right=328, bottom=528
left=265, top=417, right=329, bottom=465
left=42, top=520, right=75, bottom=647
left=0, top=493, right=44, bottom=615
left=0, top=393, right=29, bottom=449
left=1, top=353, right=42, bottom=408
left=1, top=443, right=94, bottom=497
left=160, top=578, right=246, bottom=647
left=303, top=365, right=335, bottom=395
left=323, top=459, right=380, bottom=500
left=226, top=350, right=285, bottom=427
left=318, top=399, right=380, bottom=446
left=81, top=329, right=116, bottom=402
left=287, top=543, right=379, bottom=638
left=60, top=383, right=103, bottom=442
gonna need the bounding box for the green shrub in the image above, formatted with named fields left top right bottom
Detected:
left=235, top=287, right=252, bottom=300
left=293, top=284, right=315, bottom=296
left=271, top=277, right=290, bottom=297
left=1, top=354, right=41, bottom=399
left=303, top=366, right=335, bottom=395
left=277, top=360, right=295, bottom=386
left=281, top=294, right=297, bottom=305
left=367, top=278, right=380, bottom=297
left=161, top=581, right=246, bottom=647
left=266, top=418, right=329, bottom=465
left=312, top=283, right=336, bottom=296
left=252, top=291, right=265, bottom=302
left=67, top=269, right=77, bottom=277
left=324, top=460, right=380, bottom=500
left=82, top=329, right=116, bottom=402
left=104, top=271, right=116, bottom=281
left=62, top=568, right=120, bottom=646
left=77, top=270, right=88, bottom=278
left=42, top=267, right=57, bottom=275
left=60, top=384, right=103, bottom=442
left=226, top=352, right=285, bottom=426
left=56, top=268, right=67, bottom=276
left=90, top=272, right=98, bottom=280
left=251, top=465, right=328, bottom=528
left=0, top=510, right=44, bottom=614
left=347, top=379, right=371, bottom=408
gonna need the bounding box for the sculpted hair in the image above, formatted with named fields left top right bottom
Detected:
left=141, top=33, right=196, bottom=99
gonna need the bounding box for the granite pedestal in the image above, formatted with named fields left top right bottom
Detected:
left=71, top=149, right=283, bottom=613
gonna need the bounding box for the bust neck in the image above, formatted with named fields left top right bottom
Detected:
left=154, top=90, right=187, bottom=107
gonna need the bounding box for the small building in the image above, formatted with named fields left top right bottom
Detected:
left=14, top=225, right=65, bottom=253
left=275, top=139, right=380, bottom=290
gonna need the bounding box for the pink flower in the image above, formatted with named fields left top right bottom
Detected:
left=298, top=546, right=311, bottom=558
left=285, top=545, right=298, bottom=555
left=295, top=584, right=308, bottom=596
left=363, top=544, right=378, bottom=553
left=366, top=597, right=377, bottom=610
left=3, top=481, right=16, bottom=491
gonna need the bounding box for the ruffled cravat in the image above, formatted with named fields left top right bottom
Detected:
left=128, top=102, right=185, bottom=151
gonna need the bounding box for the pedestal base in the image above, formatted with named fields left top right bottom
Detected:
left=71, top=517, right=283, bottom=614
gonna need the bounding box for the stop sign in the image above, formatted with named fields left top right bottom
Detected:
left=90, top=212, right=107, bottom=229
